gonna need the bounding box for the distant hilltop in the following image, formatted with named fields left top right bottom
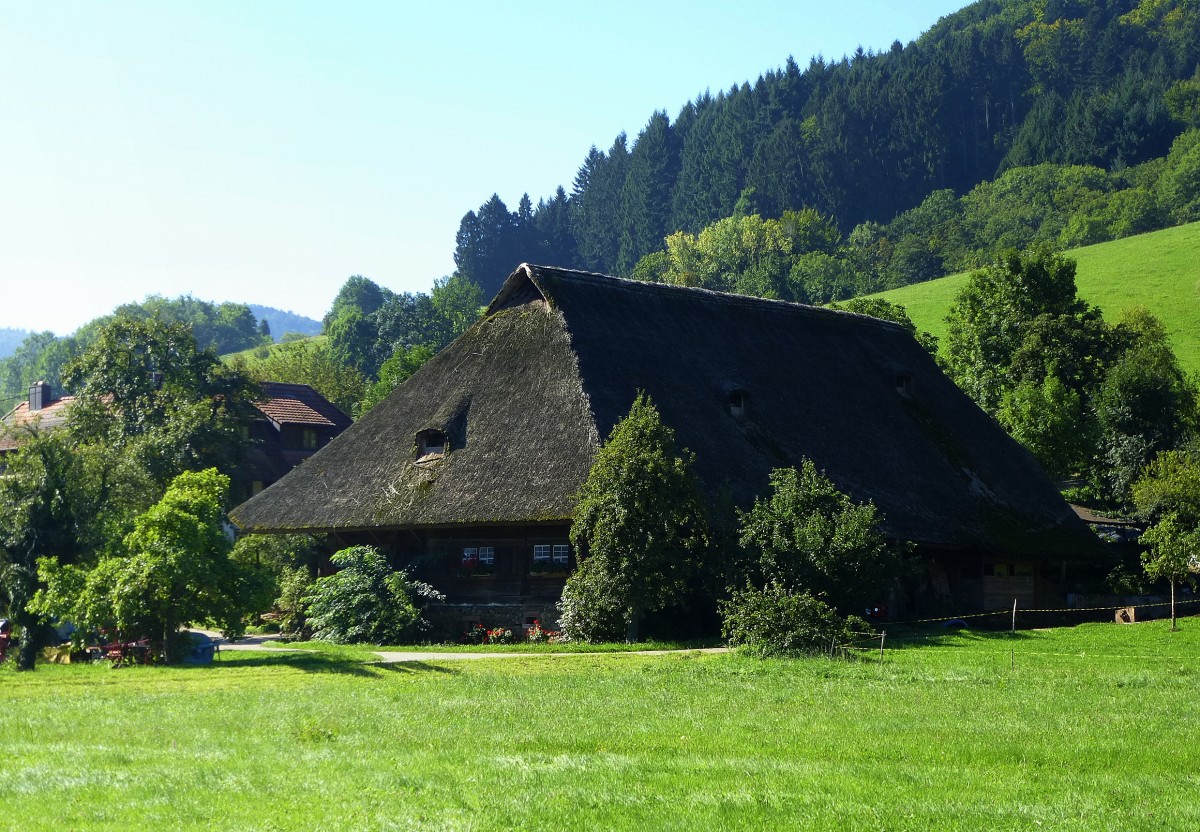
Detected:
left=0, top=328, right=29, bottom=360
left=246, top=305, right=322, bottom=342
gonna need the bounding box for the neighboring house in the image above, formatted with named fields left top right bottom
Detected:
left=1071, top=504, right=1143, bottom=545
left=230, top=264, right=1103, bottom=629
left=236, top=382, right=353, bottom=500
left=1, top=380, right=350, bottom=498
left=0, top=381, right=74, bottom=457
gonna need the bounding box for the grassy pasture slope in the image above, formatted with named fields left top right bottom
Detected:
left=873, top=222, right=1200, bottom=375
left=2, top=622, right=1199, bottom=831
left=221, top=333, right=327, bottom=364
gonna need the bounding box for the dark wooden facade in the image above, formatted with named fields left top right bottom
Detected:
left=329, top=523, right=574, bottom=634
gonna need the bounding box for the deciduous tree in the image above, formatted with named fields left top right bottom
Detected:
left=1139, top=514, right=1200, bottom=631
left=32, top=469, right=266, bottom=662
left=738, top=461, right=905, bottom=616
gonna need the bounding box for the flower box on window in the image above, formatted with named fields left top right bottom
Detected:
left=456, top=546, right=495, bottom=578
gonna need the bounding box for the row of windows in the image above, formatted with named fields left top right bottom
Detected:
left=460, top=545, right=569, bottom=565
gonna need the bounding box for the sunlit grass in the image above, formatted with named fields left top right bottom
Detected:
left=2, top=621, right=1198, bottom=831
left=872, top=221, right=1200, bottom=374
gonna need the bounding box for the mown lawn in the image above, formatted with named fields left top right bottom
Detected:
left=2, top=622, right=1198, bottom=831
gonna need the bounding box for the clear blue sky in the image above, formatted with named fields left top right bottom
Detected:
left=1, top=1, right=968, bottom=334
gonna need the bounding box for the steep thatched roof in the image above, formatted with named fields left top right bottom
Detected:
left=231, top=264, right=1099, bottom=557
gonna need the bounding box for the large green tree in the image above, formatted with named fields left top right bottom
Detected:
left=560, top=394, right=708, bottom=641
left=942, top=247, right=1116, bottom=481
left=32, top=469, right=266, bottom=662
left=1094, top=325, right=1198, bottom=501
left=0, top=431, right=138, bottom=670
left=943, top=247, right=1106, bottom=414
left=322, top=275, right=393, bottom=330
left=63, top=318, right=258, bottom=488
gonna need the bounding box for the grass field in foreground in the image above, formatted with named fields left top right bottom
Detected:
left=872, top=221, right=1200, bottom=376
left=2, top=621, right=1199, bottom=831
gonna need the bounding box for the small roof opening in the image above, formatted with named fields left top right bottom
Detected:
left=728, top=389, right=747, bottom=418
left=416, top=428, right=447, bottom=461
left=896, top=373, right=915, bottom=398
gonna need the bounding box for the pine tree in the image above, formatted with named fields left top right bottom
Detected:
left=617, top=112, right=679, bottom=274
left=561, top=394, right=708, bottom=642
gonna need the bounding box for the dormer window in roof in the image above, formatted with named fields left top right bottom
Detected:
left=728, top=389, right=748, bottom=418
left=896, top=372, right=915, bottom=398
left=416, top=428, right=448, bottom=462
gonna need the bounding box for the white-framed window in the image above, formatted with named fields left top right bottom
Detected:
left=552, top=544, right=569, bottom=565
left=533, top=544, right=551, bottom=563
left=478, top=546, right=495, bottom=565
left=301, top=428, right=318, bottom=450
left=462, top=547, right=478, bottom=564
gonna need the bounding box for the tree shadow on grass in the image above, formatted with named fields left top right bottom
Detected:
left=212, top=651, right=459, bottom=677
left=884, top=626, right=1038, bottom=651
left=368, top=661, right=458, bottom=675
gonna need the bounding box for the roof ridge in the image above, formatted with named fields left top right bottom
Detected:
left=521, top=264, right=907, bottom=332
left=260, top=381, right=317, bottom=392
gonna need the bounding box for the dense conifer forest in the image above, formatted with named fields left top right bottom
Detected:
left=452, top=0, right=1200, bottom=298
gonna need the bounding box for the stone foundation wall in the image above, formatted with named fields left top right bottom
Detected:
left=424, top=601, right=562, bottom=641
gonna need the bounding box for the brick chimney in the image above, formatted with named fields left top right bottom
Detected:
left=28, top=381, right=50, bottom=412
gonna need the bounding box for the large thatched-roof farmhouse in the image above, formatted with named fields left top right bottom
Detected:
left=231, top=264, right=1102, bottom=629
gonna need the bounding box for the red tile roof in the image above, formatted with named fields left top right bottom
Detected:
left=0, top=396, right=76, bottom=452
left=255, top=383, right=352, bottom=429
left=2, top=382, right=349, bottom=452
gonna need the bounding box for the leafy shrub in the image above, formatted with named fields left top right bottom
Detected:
left=720, top=582, right=863, bottom=658
left=557, top=556, right=630, bottom=643
left=739, top=461, right=906, bottom=616
left=1105, top=564, right=1150, bottom=596
left=229, top=534, right=320, bottom=617
left=276, top=567, right=314, bottom=640
left=302, top=546, right=444, bottom=644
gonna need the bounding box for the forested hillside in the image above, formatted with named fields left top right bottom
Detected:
left=452, top=0, right=1200, bottom=297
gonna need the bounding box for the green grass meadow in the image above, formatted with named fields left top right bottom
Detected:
left=873, top=221, right=1200, bottom=375
left=2, top=622, right=1198, bottom=831
left=221, top=334, right=328, bottom=364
